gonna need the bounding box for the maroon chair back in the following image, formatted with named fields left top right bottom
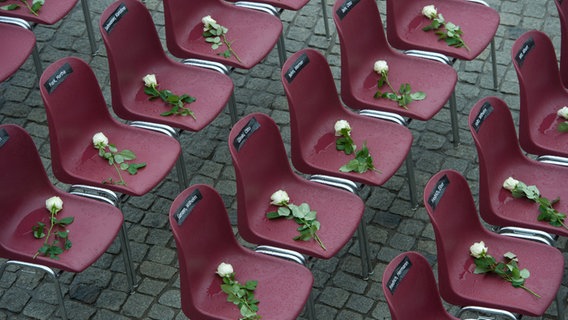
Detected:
left=169, top=184, right=313, bottom=319
left=0, top=23, right=35, bottom=82
left=0, top=0, right=77, bottom=24
left=281, top=48, right=412, bottom=185
left=163, top=0, right=282, bottom=69
left=39, top=57, right=180, bottom=196
left=99, top=0, right=233, bottom=132
left=424, top=169, right=564, bottom=316
left=332, top=0, right=457, bottom=121
left=512, top=30, right=568, bottom=158
left=385, top=0, right=499, bottom=60
left=382, top=252, right=458, bottom=320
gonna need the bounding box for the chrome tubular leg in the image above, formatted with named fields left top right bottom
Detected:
left=556, top=290, right=565, bottom=320
left=31, top=44, right=42, bottom=80
left=357, top=220, right=372, bottom=279
left=277, top=32, right=287, bottom=68
left=228, top=92, right=238, bottom=125
left=305, top=291, right=316, bottom=320
left=119, top=223, right=137, bottom=291
left=449, top=90, right=460, bottom=147
left=405, top=149, right=418, bottom=209
left=490, top=37, right=498, bottom=90
left=175, top=151, right=189, bottom=192
left=320, top=0, right=331, bottom=39
left=44, top=267, right=69, bottom=320
left=80, top=0, right=98, bottom=54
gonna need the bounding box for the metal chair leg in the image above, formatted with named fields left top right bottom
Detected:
left=357, top=220, right=372, bottom=279
left=31, top=44, right=42, bottom=80
left=490, top=37, right=498, bottom=90
left=80, top=0, right=98, bottom=54
left=556, top=290, right=565, bottom=320
left=405, top=149, right=418, bottom=209
left=175, top=151, right=189, bottom=192
left=449, top=90, right=460, bottom=147
left=228, top=91, right=238, bottom=125
left=320, top=0, right=331, bottom=39
left=118, top=223, right=137, bottom=291
left=305, top=291, right=316, bottom=320
left=277, top=32, right=287, bottom=68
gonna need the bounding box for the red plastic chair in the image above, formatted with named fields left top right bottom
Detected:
left=511, top=30, right=568, bottom=159
left=228, top=113, right=373, bottom=277
left=281, top=48, right=418, bottom=207
left=385, top=0, right=500, bottom=88
left=555, top=0, right=568, bottom=89
left=382, top=251, right=459, bottom=320
left=424, top=169, right=565, bottom=318
left=0, top=16, right=41, bottom=82
left=0, top=0, right=97, bottom=53
left=170, top=184, right=314, bottom=320
left=163, top=0, right=284, bottom=69
left=469, top=96, right=568, bottom=240
left=0, top=124, right=135, bottom=320
left=39, top=56, right=181, bottom=197
left=332, top=0, right=460, bottom=144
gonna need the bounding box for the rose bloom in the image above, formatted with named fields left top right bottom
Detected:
left=469, top=241, right=487, bottom=259
left=502, top=177, right=519, bottom=191
left=334, top=120, right=351, bottom=136
left=270, top=190, right=290, bottom=206
left=202, top=15, right=217, bottom=30
left=216, top=262, right=233, bottom=277
left=142, top=74, right=158, bottom=88
left=46, top=196, right=63, bottom=214
left=92, top=132, right=109, bottom=149
left=373, top=60, right=388, bottom=75
left=558, top=106, right=568, bottom=120
left=422, top=5, right=437, bottom=19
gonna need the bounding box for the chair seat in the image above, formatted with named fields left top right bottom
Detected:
left=442, top=228, right=563, bottom=316
left=0, top=183, right=122, bottom=273
left=386, top=0, right=500, bottom=60
left=0, top=23, right=35, bottom=82
left=164, top=1, right=282, bottom=69
left=188, top=246, right=312, bottom=319
left=293, top=112, right=412, bottom=186
left=0, top=0, right=78, bottom=24
left=55, top=124, right=181, bottom=196
left=239, top=175, right=364, bottom=259
left=115, top=60, right=234, bottom=132
left=343, top=51, right=457, bottom=121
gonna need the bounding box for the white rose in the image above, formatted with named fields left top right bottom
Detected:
left=373, top=60, right=388, bottom=74
left=502, top=177, right=519, bottom=191
left=422, top=5, right=437, bottom=19
left=45, top=196, right=63, bottom=214
left=334, top=120, right=351, bottom=136
left=558, top=106, right=568, bottom=120
left=202, top=15, right=217, bottom=30
left=216, top=262, right=233, bottom=277
left=142, top=74, right=158, bottom=88
left=469, top=241, right=487, bottom=259
left=92, top=132, right=109, bottom=148
left=270, top=190, right=290, bottom=206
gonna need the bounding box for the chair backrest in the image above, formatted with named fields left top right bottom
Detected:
left=333, top=0, right=393, bottom=78
left=468, top=97, right=530, bottom=222
left=0, top=22, right=36, bottom=82
left=99, top=0, right=170, bottom=113
left=169, top=184, right=242, bottom=319
left=281, top=48, right=346, bottom=170
left=382, top=251, right=458, bottom=320
left=555, top=0, right=568, bottom=88
left=0, top=124, right=56, bottom=253
left=39, top=56, right=122, bottom=184
left=423, top=169, right=493, bottom=302
left=228, top=113, right=299, bottom=237
left=0, top=0, right=77, bottom=24
left=512, top=30, right=566, bottom=153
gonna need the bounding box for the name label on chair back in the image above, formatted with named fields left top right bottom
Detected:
left=103, top=3, right=129, bottom=34
left=284, top=53, right=310, bottom=83
left=44, top=63, right=73, bottom=94
left=336, top=0, right=360, bottom=20
left=427, top=174, right=450, bottom=210
left=386, top=256, right=412, bottom=294
left=471, top=101, right=494, bottom=133
left=233, top=117, right=261, bottom=151
left=174, top=189, right=203, bottom=225
left=0, top=129, right=9, bottom=149
left=515, top=37, right=535, bottom=67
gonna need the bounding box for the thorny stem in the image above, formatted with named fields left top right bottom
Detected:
left=222, top=34, right=242, bottom=63
left=20, top=0, right=38, bottom=16
left=32, top=209, right=56, bottom=259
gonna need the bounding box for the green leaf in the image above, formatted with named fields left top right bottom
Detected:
left=64, top=239, right=72, bottom=250
left=120, top=163, right=129, bottom=170
left=503, top=252, right=517, bottom=261
left=31, top=0, right=44, bottom=12
left=114, top=154, right=125, bottom=164
left=410, top=91, right=426, bottom=101
left=32, top=222, right=46, bottom=239
left=558, top=122, right=568, bottom=132
left=0, top=4, right=20, bottom=10
left=118, top=149, right=136, bottom=161
left=57, top=216, right=74, bottom=225
left=266, top=211, right=280, bottom=219
left=57, top=231, right=68, bottom=238
left=127, top=163, right=146, bottom=175
left=519, top=268, right=530, bottom=279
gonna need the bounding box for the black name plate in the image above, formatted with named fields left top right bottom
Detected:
left=44, top=63, right=73, bottom=94
left=174, top=189, right=203, bottom=225
left=103, top=3, right=128, bottom=34
left=515, top=37, right=535, bottom=67
left=284, top=53, right=310, bottom=83
left=336, top=0, right=360, bottom=20
left=387, top=256, right=412, bottom=294
left=471, top=101, right=494, bottom=133
left=427, top=174, right=450, bottom=210
left=233, top=117, right=261, bottom=151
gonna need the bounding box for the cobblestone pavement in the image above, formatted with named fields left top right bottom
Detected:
left=1, top=0, right=568, bottom=318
